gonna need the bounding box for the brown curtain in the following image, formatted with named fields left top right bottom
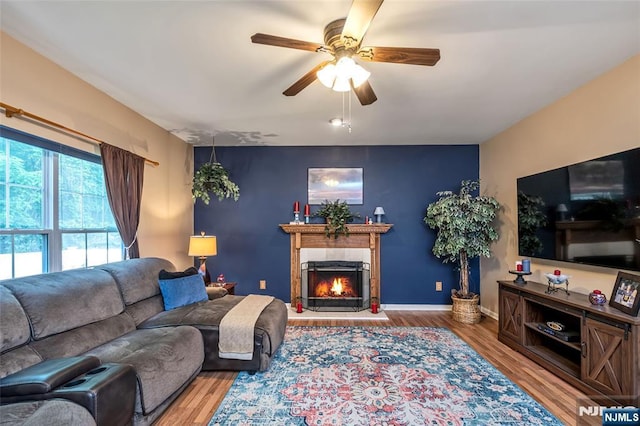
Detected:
left=100, top=143, right=145, bottom=259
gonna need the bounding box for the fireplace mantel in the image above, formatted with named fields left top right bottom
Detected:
left=280, top=224, right=392, bottom=307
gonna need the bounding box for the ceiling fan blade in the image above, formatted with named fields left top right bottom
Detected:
left=283, top=61, right=332, bottom=96
left=251, top=33, right=324, bottom=52
left=358, top=46, right=441, bottom=66
left=341, top=0, right=384, bottom=48
left=353, top=80, right=377, bottom=105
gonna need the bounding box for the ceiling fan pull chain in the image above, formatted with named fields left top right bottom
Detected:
left=348, top=90, right=352, bottom=134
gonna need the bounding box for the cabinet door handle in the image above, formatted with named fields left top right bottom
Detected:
left=581, top=342, right=587, bottom=358
left=517, top=313, right=522, bottom=327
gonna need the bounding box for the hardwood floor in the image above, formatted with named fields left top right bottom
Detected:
left=155, top=311, right=589, bottom=426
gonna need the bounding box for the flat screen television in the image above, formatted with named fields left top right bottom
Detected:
left=517, top=147, right=640, bottom=272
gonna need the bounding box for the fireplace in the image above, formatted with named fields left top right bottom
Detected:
left=301, top=261, right=370, bottom=311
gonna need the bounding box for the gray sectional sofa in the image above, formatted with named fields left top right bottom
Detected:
left=0, top=257, right=288, bottom=425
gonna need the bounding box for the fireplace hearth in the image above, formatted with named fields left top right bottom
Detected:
left=302, top=261, right=370, bottom=311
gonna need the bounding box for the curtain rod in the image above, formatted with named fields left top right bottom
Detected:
left=0, top=102, right=159, bottom=166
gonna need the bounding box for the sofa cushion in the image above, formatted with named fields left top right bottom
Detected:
left=139, top=295, right=288, bottom=372
left=0, top=399, right=96, bottom=426
left=0, top=286, right=31, bottom=352
left=2, top=269, right=123, bottom=340
left=124, top=295, right=165, bottom=326
left=98, top=257, right=175, bottom=306
left=29, top=313, right=136, bottom=360
left=158, top=267, right=198, bottom=280
left=83, top=326, right=204, bottom=415
left=0, top=346, right=43, bottom=379
left=159, top=274, right=208, bottom=310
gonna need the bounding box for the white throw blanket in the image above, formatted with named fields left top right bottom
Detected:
left=219, top=295, right=274, bottom=360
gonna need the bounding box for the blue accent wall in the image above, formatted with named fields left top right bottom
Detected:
left=194, top=145, right=479, bottom=304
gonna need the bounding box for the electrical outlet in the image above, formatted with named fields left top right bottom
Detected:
left=436, top=281, right=443, bottom=291
left=259, top=279, right=267, bottom=290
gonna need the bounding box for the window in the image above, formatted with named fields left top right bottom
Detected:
left=0, top=126, right=122, bottom=279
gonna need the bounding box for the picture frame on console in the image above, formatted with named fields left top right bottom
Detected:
left=308, top=167, right=363, bottom=205
left=609, top=271, right=640, bottom=316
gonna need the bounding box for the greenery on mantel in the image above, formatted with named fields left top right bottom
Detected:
left=313, top=200, right=360, bottom=239
left=424, top=180, right=500, bottom=299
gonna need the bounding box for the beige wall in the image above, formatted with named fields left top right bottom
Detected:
left=479, top=55, right=640, bottom=318
left=0, top=32, right=194, bottom=269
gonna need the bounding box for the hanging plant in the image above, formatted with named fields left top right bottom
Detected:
left=192, top=137, right=240, bottom=205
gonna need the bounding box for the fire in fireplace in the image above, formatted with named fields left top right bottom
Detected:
left=301, top=261, right=370, bottom=311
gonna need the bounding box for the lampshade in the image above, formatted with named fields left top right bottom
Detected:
left=557, top=204, right=569, bottom=213
left=373, top=207, right=385, bottom=216
left=316, top=57, right=370, bottom=92
left=188, top=234, right=217, bottom=257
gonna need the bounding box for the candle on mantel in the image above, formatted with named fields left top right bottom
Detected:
left=293, top=201, right=300, bottom=213
left=296, top=300, right=303, bottom=313
left=304, top=204, right=310, bottom=216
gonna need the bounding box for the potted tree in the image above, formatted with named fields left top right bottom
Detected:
left=314, top=199, right=360, bottom=239
left=424, top=180, right=500, bottom=323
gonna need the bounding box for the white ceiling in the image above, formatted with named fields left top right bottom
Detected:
left=1, top=1, right=638, bottom=146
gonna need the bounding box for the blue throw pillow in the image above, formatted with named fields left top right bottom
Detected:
left=159, top=274, right=208, bottom=310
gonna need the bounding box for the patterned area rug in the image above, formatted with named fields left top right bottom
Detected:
left=209, top=326, right=562, bottom=425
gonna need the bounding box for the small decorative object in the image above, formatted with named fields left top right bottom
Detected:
left=544, top=272, right=570, bottom=295
left=522, top=259, right=531, bottom=273
left=304, top=204, right=310, bottom=224
left=556, top=203, right=569, bottom=221
left=516, top=261, right=523, bottom=272
left=313, top=199, right=360, bottom=239
left=365, top=216, right=369, bottom=224
left=371, top=297, right=379, bottom=314
left=609, top=271, right=640, bottom=316
left=589, top=289, right=607, bottom=305
left=296, top=297, right=303, bottom=314
left=293, top=201, right=301, bottom=223
left=216, top=274, right=225, bottom=286
left=509, top=270, right=532, bottom=284
left=546, top=321, right=565, bottom=332
left=373, top=206, right=385, bottom=223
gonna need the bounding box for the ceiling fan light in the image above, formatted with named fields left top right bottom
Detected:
left=332, top=76, right=351, bottom=92
left=351, top=64, right=370, bottom=88
left=335, top=56, right=356, bottom=76
left=317, top=63, right=337, bottom=88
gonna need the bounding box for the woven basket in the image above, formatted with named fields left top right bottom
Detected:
left=451, top=294, right=481, bottom=324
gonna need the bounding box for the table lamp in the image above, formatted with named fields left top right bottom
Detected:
left=557, top=204, right=569, bottom=221
left=373, top=206, right=386, bottom=223
left=188, top=232, right=217, bottom=284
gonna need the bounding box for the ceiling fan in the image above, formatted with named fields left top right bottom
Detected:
left=250, top=0, right=440, bottom=106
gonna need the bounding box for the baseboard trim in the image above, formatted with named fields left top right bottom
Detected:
left=481, top=306, right=498, bottom=320
left=382, top=304, right=452, bottom=311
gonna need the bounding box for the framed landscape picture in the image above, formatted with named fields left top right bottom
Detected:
left=609, top=271, right=640, bottom=316
left=308, top=168, right=363, bottom=205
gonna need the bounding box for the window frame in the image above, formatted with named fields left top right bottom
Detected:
left=0, top=126, right=122, bottom=278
